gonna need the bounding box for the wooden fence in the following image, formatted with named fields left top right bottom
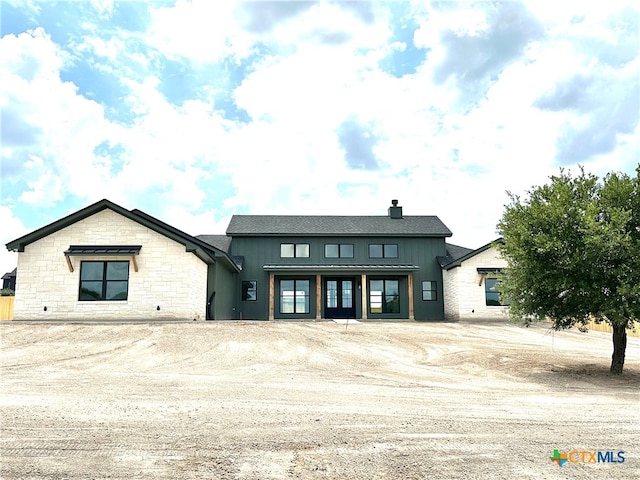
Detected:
left=581, top=318, right=640, bottom=338
left=0, top=296, right=14, bottom=321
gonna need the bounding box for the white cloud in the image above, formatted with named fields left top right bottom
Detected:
left=0, top=28, right=121, bottom=205
left=147, top=0, right=254, bottom=64
left=0, top=205, right=28, bottom=275
left=163, top=206, right=230, bottom=237
left=2, top=0, right=638, bottom=255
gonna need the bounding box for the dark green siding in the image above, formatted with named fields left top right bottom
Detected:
left=213, top=260, right=237, bottom=320
left=402, top=237, right=447, bottom=320
left=231, top=237, right=272, bottom=320
left=204, top=261, right=238, bottom=320
left=230, top=235, right=447, bottom=321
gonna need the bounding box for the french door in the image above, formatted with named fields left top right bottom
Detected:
left=324, top=278, right=356, bottom=318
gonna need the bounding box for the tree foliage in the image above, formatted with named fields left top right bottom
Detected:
left=497, top=166, right=640, bottom=374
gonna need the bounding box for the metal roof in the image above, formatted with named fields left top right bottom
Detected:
left=263, top=264, right=421, bottom=272
left=64, top=245, right=142, bottom=256
left=1, top=268, right=16, bottom=280
left=227, top=215, right=452, bottom=237
left=477, top=267, right=504, bottom=274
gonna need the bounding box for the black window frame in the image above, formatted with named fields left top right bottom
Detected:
left=279, top=279, right=310, bottom=314
left=324, top=243, right=354, bottom=258
left=78, top=260, right=129, bottom=301
left=280, top=243, right=310, bottom=258
left=368, top=278, right=400, bottom=314
left=242, top=280, right=257, bottom=301
left=422, top=281, right=437, bottom=301
left=485, top=277, right=508, bottom=306
left=368, top=244, right=399, bottom=259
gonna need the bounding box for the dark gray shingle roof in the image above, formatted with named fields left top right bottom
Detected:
left=226, top=215, right=452, bottom=237
left=439, top=238, right=503, bottom=270
left=436, top=243, right=474, bottom=268
left=196, top=235, right=232, bottom=253
left=447, top=243, right=475, bottom=260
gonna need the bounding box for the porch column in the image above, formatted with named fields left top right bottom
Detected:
left=407, top=273, right=415, bottom=321
left=316, top=274, right=322, bottom=320
left=361, top=274, right=368, bottom=320
left=269, top=272, right=275, bottom=321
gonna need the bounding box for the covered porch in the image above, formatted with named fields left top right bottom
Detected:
left=262, top=264, right=420, bottom=321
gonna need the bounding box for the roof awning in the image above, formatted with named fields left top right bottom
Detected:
left=263, top=264, right=420, bottom=273
left=477, top=267, right=503, bottom=274
left=64, top=245, right=142, bottom=256
left=63, top=245, right=142, bottom=273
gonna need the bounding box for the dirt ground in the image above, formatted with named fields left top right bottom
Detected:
left=1, top=319, right=638, bottom=480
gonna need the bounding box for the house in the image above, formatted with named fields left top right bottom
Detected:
left=5, top=198, right=458, bottom=321
left=439, top=239, right=509, bottom=320
left=4, top=200, right=240, bottom=321
left=2, top=268, right=16, bottom=291
left=224, top=200, right=452, bottom=321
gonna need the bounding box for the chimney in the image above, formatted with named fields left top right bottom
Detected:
left=388, top=199, right=403, bottom=219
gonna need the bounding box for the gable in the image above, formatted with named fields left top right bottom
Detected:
left=5, top=199, right=239, bottom=271
left=442, top=238, right=505, bottom=270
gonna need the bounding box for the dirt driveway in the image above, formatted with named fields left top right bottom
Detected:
left=1, top=320, right=638, bottom=479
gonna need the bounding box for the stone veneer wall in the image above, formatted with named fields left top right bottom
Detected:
left=442, top=266, right=459, bottom=320
left=14, top=209, right=207, bottom=320
left=442, top=247, right=509, bottom=320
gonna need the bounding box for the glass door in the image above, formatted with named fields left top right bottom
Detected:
left=324, top=278, right=356, bottom=318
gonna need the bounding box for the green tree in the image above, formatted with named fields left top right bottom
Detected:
left=497, top=166, right=640, bottom=374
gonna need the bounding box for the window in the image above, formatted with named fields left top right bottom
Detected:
left=324, top=244, right=354, bottom=258
left=280, top=279, right=310, bottom=314
left=281, top=243, right=310, bottom=258
left=369, top=244, right=398, bottom=258
left=422, top=281, right=437, bottom=301
left=369, top=279, right=400, bottom=314
left=242, top=281, right=257, bottom=301
left=79, top=261, right=129, bottom=301
left=326, top=279, right=353, bottom=309
left=485, top=278, right=507, bottom=306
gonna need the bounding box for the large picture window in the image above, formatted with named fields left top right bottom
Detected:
left=280, top=279, right=310, bottom=314
left=369, top=279, right=400, bottom=314
left=79, top=261, right=129, bottom=301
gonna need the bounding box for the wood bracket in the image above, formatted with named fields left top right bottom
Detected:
left=65, top=255, right=74, bottom=272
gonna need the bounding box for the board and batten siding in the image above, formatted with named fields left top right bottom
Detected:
left=211, top=260, right=237, bottom=320
left=443, top=246, right=508, bottom=320
left=402, top=237, right=446, bottom=321
left=231, top=235, right=447, bottom=321
left=13, top=209, right=207, bottom=321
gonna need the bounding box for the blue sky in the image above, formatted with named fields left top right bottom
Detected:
left=1, top=0, right=639, bottom=274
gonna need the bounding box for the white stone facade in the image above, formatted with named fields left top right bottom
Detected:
left=443, top=246, right=509, bottom=320
left=13, top=209, right=207, bottom=321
